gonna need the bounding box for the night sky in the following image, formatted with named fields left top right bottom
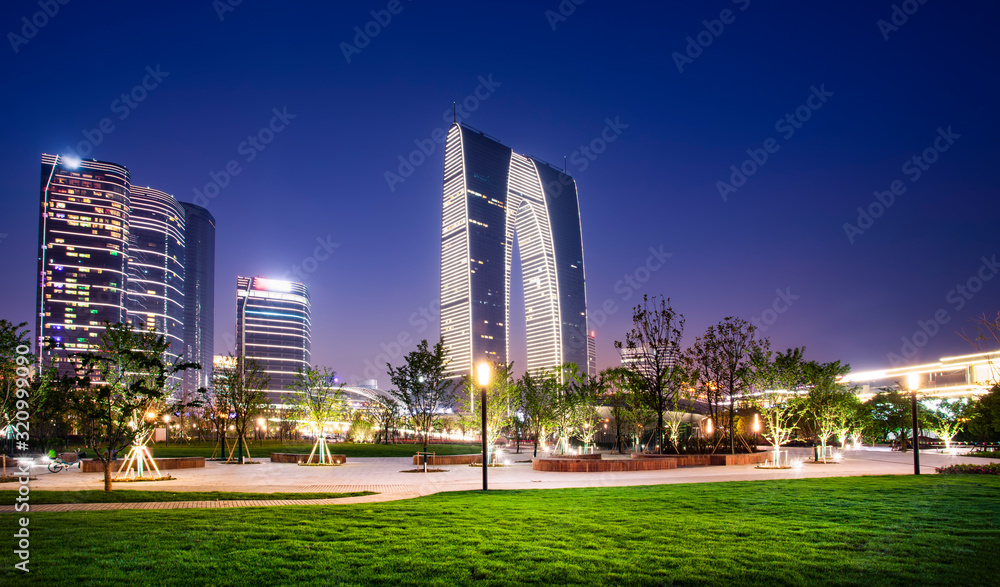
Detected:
left=2, top=1, right=998, bottom=386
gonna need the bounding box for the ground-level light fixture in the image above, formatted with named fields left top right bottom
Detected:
left=477, top=361, right=491, bottom=490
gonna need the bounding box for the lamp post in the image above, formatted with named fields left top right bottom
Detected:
left=477, top=362, right=491, bottom=491
left=908, top=373, right=920, bottom=475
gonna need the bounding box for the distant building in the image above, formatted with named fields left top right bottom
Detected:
left=439, top=123, right=590, bottom=381
left=588, top=331, right=597, bottom=377
left=618, top=344, right=680, bottom=379
left=36, top=154, right=130, bottom=373
left=236, top=276, right=311, bottom=405
left=180, top=202, right=215, bottom=397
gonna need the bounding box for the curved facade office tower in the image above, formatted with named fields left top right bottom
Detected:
left=236, top=276, right=311, bottom=405
left=440, top=123, right=589, bottom=380
left=37, top=154, right=131, bottom=373
left=180, top=202, right=216, bottom=397
left=127, top=186, right=186, bottom=366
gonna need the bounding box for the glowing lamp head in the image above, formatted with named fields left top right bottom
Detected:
left=752, top=413, right=760, bottom=433
left=704, top=418, right=713, bottom=435
left=476, top=362, right=492, bottom=387
left=907, top=373, right=920, bottom=391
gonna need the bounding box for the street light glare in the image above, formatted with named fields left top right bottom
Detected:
left=477, top=362, right=491, bottom=387
left=907, top=373, right=920, bottom=391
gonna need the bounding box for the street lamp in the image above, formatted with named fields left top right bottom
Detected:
left=908, top=373, right=921, bottom=475
left=477, top=361, right=491, bottom=491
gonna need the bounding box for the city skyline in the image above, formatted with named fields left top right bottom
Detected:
left=4, top=2, right=1000, bottom=388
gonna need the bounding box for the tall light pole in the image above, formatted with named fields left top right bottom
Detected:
left=908, top=373, right=920, bottom=475
left=477, top=362, right=491, bottom=491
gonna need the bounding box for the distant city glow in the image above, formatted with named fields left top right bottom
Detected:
left=254, top=277, right=292, bottom=292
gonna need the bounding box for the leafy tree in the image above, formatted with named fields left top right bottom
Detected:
left=385, top=340, right=455, bottom=454
left=570, top=373, right=604, bottom=453
left=923, top=398, right=968, bottom=451
left=289, top=365, right=348, bottom=464
left=460, top=361, right=519, bottom=464
left=371, top=395, right=402, bottom=444
left=67, top=322, right=196, bottom=491
left=687, top=317, right=767, bottom=454
left=0, top=320, right=32, bottom=432
left=614, top=295, right=685, bottom=454
left=801, top=360, right=854, bottom=458
left=602, top=367, right=634, bottom=453
left=520, top=369, right=558, bottom=457
left=350, top=410, right=376, bottom=443
left=966, top=386, right=1000, bottom=441
left=215, top=354, right=271, bottom=463
left=864, top=389, right=927, bottom=450
left=749, top=346, right=807, bottom=465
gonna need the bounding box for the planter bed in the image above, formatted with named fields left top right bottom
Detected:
left=271, top=453, right=346, bottom=464
left=533, top=455, right=678, bottom=472
left=411, top=454, right=481, bottom=465
left=80, top=457, right=205, bottom=473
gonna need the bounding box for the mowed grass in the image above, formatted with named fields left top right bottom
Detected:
left=4, top=475, right=998, bottom=586
left=143, top=441, right=480, bottom=459
left=0, top=490, right=374, bottom=504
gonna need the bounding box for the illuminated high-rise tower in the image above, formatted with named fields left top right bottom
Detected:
left=126, top=186, right=185, bottom=365
left=37, top=154, right=130, bottom=372
left=236, top=276, right=311, bottom=405
left=440, top=124, right=589, bottom=380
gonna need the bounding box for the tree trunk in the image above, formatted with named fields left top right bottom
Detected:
left=103, top=460, right=112, bottom=492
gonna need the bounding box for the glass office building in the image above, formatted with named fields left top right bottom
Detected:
left=126, top=186, right=186, bottom=366
left=37, top=154, right=130, bottom=373
left=236, top=276, right=311, bottom=405
left=180, top=202, right=215, bottom=397
left=440, top=124, right=589, bottom=380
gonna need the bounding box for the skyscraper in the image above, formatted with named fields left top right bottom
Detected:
left=588, top=331, right=597, bottom=378
left=236, top=276, right=311, bottom=405
left=37, top=154, right=130, bottom=372
left=126, top=186, right=185, bottom=365
left=440, top=124, right=589, bottom=380
left=180, top=202, right=215, bottom=397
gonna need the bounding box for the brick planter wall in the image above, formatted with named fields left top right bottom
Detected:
left=80, top=457, right=205, bottom=473
left=271, top=453, right=346, bottom=464
left=549, top=453, right=602, bottom=460
left=411, top=454, right=481, bottom=465
left=631, top=453, right=713, bottom=467
left=532, top=456, right=678, bottom=472
left=708, top=452, right=771, bottom=466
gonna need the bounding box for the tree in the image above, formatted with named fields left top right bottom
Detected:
left=614, top=295, right=685, bottom=454
left=967, top=385, right=1000, bottom=441
left=688, top=317, right=767, bottom=454
left=349, top=410, right=376, bottom=443
left=520, top=369, right=558, bottom=457
left=385, top=340, right=455, bottom=454
left=289, top=365, right=347, bottom=464
left=801, top=360, right=853, bottom=459
left=749, top=347, right=807, bottom=466
left=570, top=373, right=604, bottom=453
left=924, top=398, right=967, bottom=451
left=865, top=389, right=917, bottom=450
left=602, top=367, right=633, bottom=453
left=960, top=313, right=1000, bottom=386
left=0, top=320, right=32, bottom=433
left=460, top=361, right=519, bottom=464
left=370, top=395, right=402, bottom=444
left=215, top=354, right=271, bottom=464
left=67, top=322, right=196, bottom=491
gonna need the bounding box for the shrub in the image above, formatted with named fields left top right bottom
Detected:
left=936, top=462, right=1000, bottom=475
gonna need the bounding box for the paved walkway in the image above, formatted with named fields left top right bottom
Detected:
left=3, top=446, right=989, bottom=513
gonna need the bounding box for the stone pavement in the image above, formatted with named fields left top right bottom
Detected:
left=2, top=446, right=989, bottom=513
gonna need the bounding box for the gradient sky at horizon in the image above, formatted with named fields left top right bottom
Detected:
left=2, top=1, right=998, bottom=387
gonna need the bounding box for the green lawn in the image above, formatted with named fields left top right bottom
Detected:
left=0, top=490, right=374, bottom=504
left=142, top=441, right=479, bottom=459
left=3, top=475, right=998, bottom=585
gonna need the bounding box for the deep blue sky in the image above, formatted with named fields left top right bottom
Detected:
left=2, top=0, right=998, bottom=386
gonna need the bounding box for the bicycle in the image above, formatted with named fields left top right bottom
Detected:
left=46, top=450, right=86, bottom=473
